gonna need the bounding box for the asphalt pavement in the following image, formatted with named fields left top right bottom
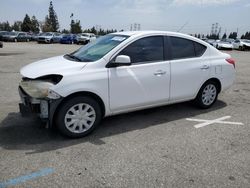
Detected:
left=0, top=42, right=249, bottom=188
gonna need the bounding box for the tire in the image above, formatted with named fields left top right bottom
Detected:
left=55, top=96, right=102, bottom=138
left=14, top=38, right=17, bottom=42
left=194, top=81, right=219, bottom=109
left=239, top=46, right=244, bottom=51
left=26, top=38, right=30, bottom=42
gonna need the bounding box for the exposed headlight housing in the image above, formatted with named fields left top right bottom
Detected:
left=20, top=75, right=62, bottom=99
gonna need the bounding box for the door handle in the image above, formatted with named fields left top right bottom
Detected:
left=154, top=70, right=166, bottom=76
left=201, top=65, right=210, bottom=70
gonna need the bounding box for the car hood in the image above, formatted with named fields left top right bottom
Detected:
left=40, top=36, right=52, bottom=39
left=20, top=55, right=87, bottom=79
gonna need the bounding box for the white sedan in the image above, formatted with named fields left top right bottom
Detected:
left=233, top=39, right=250, bottom=51
left=19, top=31, right=236, bottom=138
left=215, top=40, right=233, bottom=50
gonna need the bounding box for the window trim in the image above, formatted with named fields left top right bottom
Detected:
left=168, top=36, right=207, bottom=61
left=106, top=35, right=168, bottom=68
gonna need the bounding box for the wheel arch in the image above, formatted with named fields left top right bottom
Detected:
left=50, top=91, right=106, bottom=127
left=196, top=78, right=222, bottom=97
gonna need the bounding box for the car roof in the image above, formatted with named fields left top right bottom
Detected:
left=115, top=30, right=187, bottom=37
left=114, top=30, right=209, bottom=46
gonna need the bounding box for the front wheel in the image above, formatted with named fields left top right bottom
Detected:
left=194, top=81, right=219, bottom=109
left=55, top=96, right=102, bottom=138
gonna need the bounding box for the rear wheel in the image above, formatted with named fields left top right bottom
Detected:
left=55, top=96, right=102, bottom=138
left=239, top=46, right=245, bottom=51
left=194, top=81, right=219, bottom=109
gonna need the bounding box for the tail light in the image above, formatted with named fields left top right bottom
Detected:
left=226, top=58, right=235, bottom=68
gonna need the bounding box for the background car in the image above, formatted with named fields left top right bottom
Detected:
left=37, top=32, right=55, bottom=43
left=52, top=33, right=63, bottom=43
left=0, top=31, right=8, bottom=41
left=60, top=34, right=78, bottom=44
left=215, top=39, right=234, bottom=50
left=205, top=39, right=216, bottom=46
left=2, top=32, right=31, bottom=42
left=77, top=33, right=96, bottom=44
left=233, top=39, right=250, bottom=51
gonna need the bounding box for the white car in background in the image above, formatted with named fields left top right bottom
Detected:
left=19, top=31, right=236, bottom=138
left=77, top=33, right=96, bottom=44
left=215, top=39, right=234, bottom=50
left=233, top=39, right=250, bottom=51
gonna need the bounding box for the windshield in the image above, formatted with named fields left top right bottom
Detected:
left=44, top=33, right=53, bottom=36
left=81, top=34, right=90, bottom=37
left=70, top=34, right=129, bottom=62
left=8, top=32, right=17, bottom=36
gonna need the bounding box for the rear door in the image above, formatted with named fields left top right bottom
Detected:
left=108, top=36, right=171, bottom=112
left=168, top=36, right=210, bottom=101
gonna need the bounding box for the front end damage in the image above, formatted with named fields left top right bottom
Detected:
left=18, top=75, right=63, bottom=127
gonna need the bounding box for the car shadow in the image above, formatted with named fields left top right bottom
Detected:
left=0, top=101, right=227, bottom=154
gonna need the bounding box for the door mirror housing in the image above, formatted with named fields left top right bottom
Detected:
left=107, top=55, right=131, bottom=68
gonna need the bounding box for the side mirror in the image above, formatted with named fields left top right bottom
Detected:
left=115, top=55, right=131, bottom=64
left=106, top=55, right=131, bottom=68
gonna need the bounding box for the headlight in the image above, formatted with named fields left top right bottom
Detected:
left=20, top=80, right=61, bottom=99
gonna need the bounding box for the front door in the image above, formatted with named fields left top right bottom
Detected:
left=108, top=36, right=170, bottom=112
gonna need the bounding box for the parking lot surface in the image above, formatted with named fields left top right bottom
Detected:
left=0, top=42, right=250, bottom=188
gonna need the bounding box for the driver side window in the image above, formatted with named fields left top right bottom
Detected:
left=118, top=36, right=164, bottom=64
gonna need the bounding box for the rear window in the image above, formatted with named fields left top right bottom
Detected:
left=194, top=42, right=207, bottom=57
left=170, top=36, right=207, bottom=60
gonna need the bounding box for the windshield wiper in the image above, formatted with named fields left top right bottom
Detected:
left=65, top=54, right=82, bottom=62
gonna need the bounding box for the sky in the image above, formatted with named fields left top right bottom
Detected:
left=0, top=0, right=249, bottom=36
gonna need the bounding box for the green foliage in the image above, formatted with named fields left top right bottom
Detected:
left=241, top=32, right=250, bottom=40
left=222, top=33, right=227, bottom=39
left=21, top=14, right=32, bottom=32
left=70, top=20, right=82, bottom=34
left=207, top=34, right=219, bottom=40
left=0, top=21, right=11, bottom=31
left=43, top=1, right=59, bottom=32
left=31, top=16, right=40, bottom=32
left=12, top=21, right=22, bottom=31
left=228, top=32, right=237, bottom=40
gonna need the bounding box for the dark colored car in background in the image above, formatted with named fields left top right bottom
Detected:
left=60, top=34, right=78, bottom=44
left=2, top=32, right=31, bottom=42
left=0, top=31, right=9, bottom=41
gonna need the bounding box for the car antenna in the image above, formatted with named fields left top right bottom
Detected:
left=177, top=21, right=189, bottom=32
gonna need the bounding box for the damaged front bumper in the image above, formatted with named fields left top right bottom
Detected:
left=18, top=86, right=62, bottom=127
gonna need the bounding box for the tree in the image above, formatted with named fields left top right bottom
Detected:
left=21, top=14, right=32, bottom=32
left=70, top=18, right=82, bottom=34
left=0, top=21, right=11, bottom=31
left=222, top=33, right=227, bottom=39
left=31, top=16, right=40, bottom=33
left=241, top=31, right=250, bottom=40
left=229, top=32, right=237, bottom=40
left=48, top=1, right=59, bottom=31
left=62, top=29, right=69, bottom=34
left=42, top=16, right=52, bottom=32
left=43, top=1, right=59, bottom=32
left=12, top=21, right=22, bottom=31
left=90, top=27, right=97, bottom=35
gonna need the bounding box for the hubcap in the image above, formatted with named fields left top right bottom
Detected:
left=202, top=84, right=217, bottom=106
left=64, top=103, right=96, bottom=133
